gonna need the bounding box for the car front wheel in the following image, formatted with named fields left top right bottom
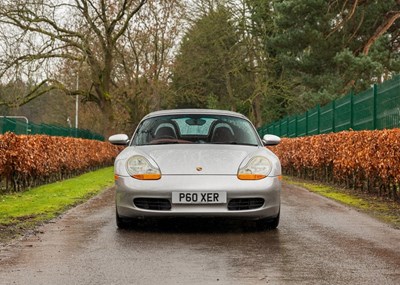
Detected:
left=255, top=211, right=280, bottom=231
left=116, top=210, right=129, bottom=229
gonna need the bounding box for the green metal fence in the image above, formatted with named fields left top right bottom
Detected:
left=258, top=75, right=400, bottom=137
left=0, top=117, right=104, bottom=141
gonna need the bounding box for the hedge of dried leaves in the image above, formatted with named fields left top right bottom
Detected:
left=0, top=133, right=121, bottom=192
left=270, top=129, right=400, bottom=201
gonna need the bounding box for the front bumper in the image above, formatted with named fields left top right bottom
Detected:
left=115, top=175, right=281, bottom=220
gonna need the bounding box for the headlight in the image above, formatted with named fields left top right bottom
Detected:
left=126, top=155, right=161, bottom=180
left=237, top=156, right=272, bottom=180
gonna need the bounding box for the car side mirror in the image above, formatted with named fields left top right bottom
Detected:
left=109, top=134, right=129, bottom=145
left=262, top=134, right=281, bottom=146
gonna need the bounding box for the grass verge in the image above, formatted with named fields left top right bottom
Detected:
left=0, top=167, right=114, bottom=244
left=284, top=176, right=400, bottom=229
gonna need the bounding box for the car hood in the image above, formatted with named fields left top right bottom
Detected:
left=121, top=144, right=264, bottom=175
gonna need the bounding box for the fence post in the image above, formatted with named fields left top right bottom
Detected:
left=287, top=117, right=290, bottom=137
left=332, top=100, right=336, bottom=133
left=306, top=111, right=309, bottom=136
left=317, top=104, right=320, bottom=134
left=350, top=91, right=354, bottom=130
left=373, top=84, right=378, bottom=130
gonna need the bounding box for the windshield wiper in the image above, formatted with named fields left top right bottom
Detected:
left=151, top=141, right=180, bottom=145
left=147, top=139, right=194, bottom=145
left=236, top=143, right=259, bottom=146
left=211, top=142, right=258, bottom=146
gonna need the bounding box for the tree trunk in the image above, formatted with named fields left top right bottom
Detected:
left=253, top=94, right=263, bottom=128
left=225, top=72, right=236, bottom=111
left=97, top=99, right=116, bottom=137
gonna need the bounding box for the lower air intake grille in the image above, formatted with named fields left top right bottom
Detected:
left=134, top=198, right=171, bottom=211
left=228, top=198, right=264, bottom=211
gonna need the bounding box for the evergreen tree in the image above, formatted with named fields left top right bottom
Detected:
left=170, top=5, right=243, bottom=110
left=267, top=0, right=400, bottom=111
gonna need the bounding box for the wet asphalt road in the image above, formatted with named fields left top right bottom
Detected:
left=0, top=183, right=399, bottom=285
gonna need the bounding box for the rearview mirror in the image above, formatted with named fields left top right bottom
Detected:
left=109, top=134, right=129, bottom=145
left=262, top=134, right=281, bottom=146
left=186, top=118, right=206, bottom=126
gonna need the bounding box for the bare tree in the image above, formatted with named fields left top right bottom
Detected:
left=113, top=0, right=188, bottom=128
left=0, top=0, right=147, bottom=132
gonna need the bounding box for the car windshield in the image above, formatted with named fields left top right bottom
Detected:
left=132, top=114, right=261, bottom=146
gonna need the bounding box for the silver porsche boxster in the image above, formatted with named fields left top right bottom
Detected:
left=109, top=109, right=282, bottom=230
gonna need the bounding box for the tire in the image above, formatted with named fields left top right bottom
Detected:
left=255, top=211, right=280, bottom=231
left=116, top=210, right=129, bottom=229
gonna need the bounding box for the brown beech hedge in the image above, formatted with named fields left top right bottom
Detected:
left=270, top=129, right=400, bottom=201
left=0, top=133, right=122, bottom=192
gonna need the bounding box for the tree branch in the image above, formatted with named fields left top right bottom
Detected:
left=111, top=0, right=147, bottom=45
left=363, top=11, right=400, bottom=55
left=326, top=0, right=359, bottom=38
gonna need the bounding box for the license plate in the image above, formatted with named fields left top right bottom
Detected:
left=172, top=192, right=227, bottom=204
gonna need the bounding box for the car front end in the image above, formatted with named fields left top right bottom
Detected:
left=110, top=109, right=282, bottom=229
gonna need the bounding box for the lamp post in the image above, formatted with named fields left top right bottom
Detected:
left=75, top=74, right=79, bottom=129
